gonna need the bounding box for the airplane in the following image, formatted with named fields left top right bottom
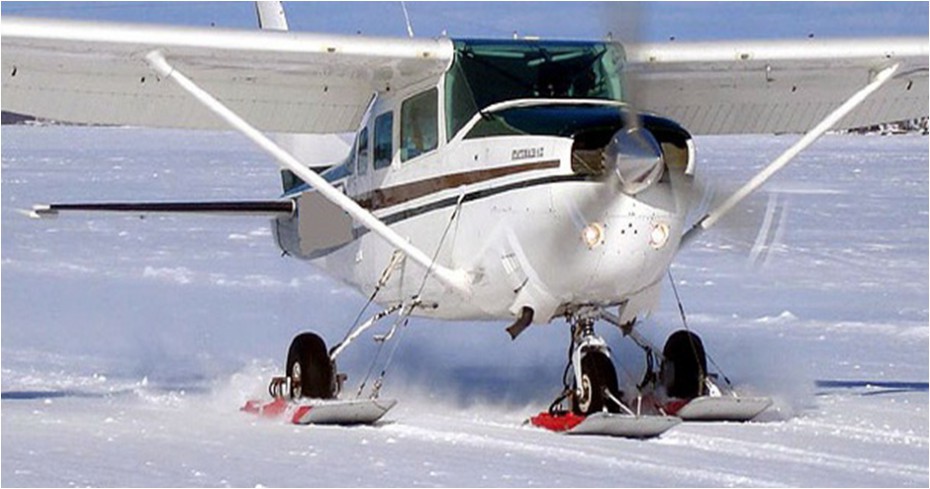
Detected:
left=2, top=2, right=927, bottom=436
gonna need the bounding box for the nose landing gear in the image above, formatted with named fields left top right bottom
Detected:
left=567, top=315, right=624, bottom=415
left=530, top=309, right=681, bottom=438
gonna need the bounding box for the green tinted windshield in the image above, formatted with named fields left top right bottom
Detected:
left=445, top=39, right=626, bottom=139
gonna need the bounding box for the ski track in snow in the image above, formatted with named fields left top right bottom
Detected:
left=2, top=126, right=928, bottom=487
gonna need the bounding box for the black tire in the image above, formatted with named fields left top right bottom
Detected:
left=573, top=351, right=623, bottom=415
left=661, top=330, right=708, bottom=399
left=286, top=332, right=335, bottom=399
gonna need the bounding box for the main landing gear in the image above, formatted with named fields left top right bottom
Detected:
left=530, top=307, right=772, bottom=437
left=617, top=315, right=773, bottom=422
left=241, top=300, right=419, bottom=426
left=242, top=328, right=397, bottom=425
left=243, top=250, right=434, bottom=427
left=651, top=328, right=773, bottom=422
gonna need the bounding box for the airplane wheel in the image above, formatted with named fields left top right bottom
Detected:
left=286, top=332, right=335, bottom=399
left=661, top=330, right=708, bottom=399
left=573, top=351, right=623, bottom=415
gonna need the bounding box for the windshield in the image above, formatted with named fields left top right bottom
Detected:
left=445, top=39, right=626, bottom=139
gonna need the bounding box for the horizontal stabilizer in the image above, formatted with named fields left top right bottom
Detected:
left=27, top=200, right=294, bottom=219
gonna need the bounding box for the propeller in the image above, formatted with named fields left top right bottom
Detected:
left=598, top=3, right=669, bottom=197
left=602, top=2, right=646, bottom=110
left=602, top=2, right=792, bottom=264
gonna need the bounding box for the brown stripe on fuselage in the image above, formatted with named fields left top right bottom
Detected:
left=353, top=159, right=561, bottom=211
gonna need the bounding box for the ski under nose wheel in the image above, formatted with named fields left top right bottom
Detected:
left=286, top=332, right=336, bottom=399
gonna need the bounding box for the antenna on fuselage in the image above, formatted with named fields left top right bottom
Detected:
left=400, top=1, right=415, bottom=37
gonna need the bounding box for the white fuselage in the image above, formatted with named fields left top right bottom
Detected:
left=289, top=112, right=694, bottom=324
left=272, top=36, right=697, bottom=325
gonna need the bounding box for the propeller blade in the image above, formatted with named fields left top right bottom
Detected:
left=600, top=3, right=669, bottom=196
left=603, top=2, right=646, bottom=122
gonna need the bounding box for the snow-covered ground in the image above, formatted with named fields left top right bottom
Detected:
left=2, top=126, right=927, bottom=487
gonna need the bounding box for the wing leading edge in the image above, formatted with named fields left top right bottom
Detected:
left=625, top=37, right=929, bottom=135
left=1, top=16, right=454, bottom=133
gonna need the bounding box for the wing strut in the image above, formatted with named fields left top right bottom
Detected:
left=143, top=51, right=471, bottom=295
left=682, top=63, right=900, bottom=245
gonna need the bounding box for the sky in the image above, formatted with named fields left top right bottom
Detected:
left=1, top=1, right=927, bottom=42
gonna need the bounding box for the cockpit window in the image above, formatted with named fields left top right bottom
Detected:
left=357, top=126, right=369, bottom=175
left=445, top=39, right=625, bottom=139
left=373, top=112, right=393, bottom=170
left=400, top=88, right=438, bottom=162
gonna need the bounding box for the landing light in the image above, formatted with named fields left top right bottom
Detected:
left=582, top=223, right=605, bottom=249
left=650, top=222, right=670, bottom=249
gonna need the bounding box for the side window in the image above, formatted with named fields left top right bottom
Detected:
left=400, top=88, right=438, bottom=162
left=373, top=112, right=393, bottom=170
left=346, top=136, right=356, bottom=175
left=356, top=127, right=369, bottom=175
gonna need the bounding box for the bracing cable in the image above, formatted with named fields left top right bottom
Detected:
left=361, top=195, right=466, bottom=398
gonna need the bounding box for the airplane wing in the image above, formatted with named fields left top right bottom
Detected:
left=3, top=17, right=926, bottom=137
left=1, top=17, right=453, bottom=133
left=625, top=38, right=929, bottom=135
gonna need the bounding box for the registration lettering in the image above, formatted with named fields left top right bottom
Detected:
left=511, top=147, right=544, bottom=161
